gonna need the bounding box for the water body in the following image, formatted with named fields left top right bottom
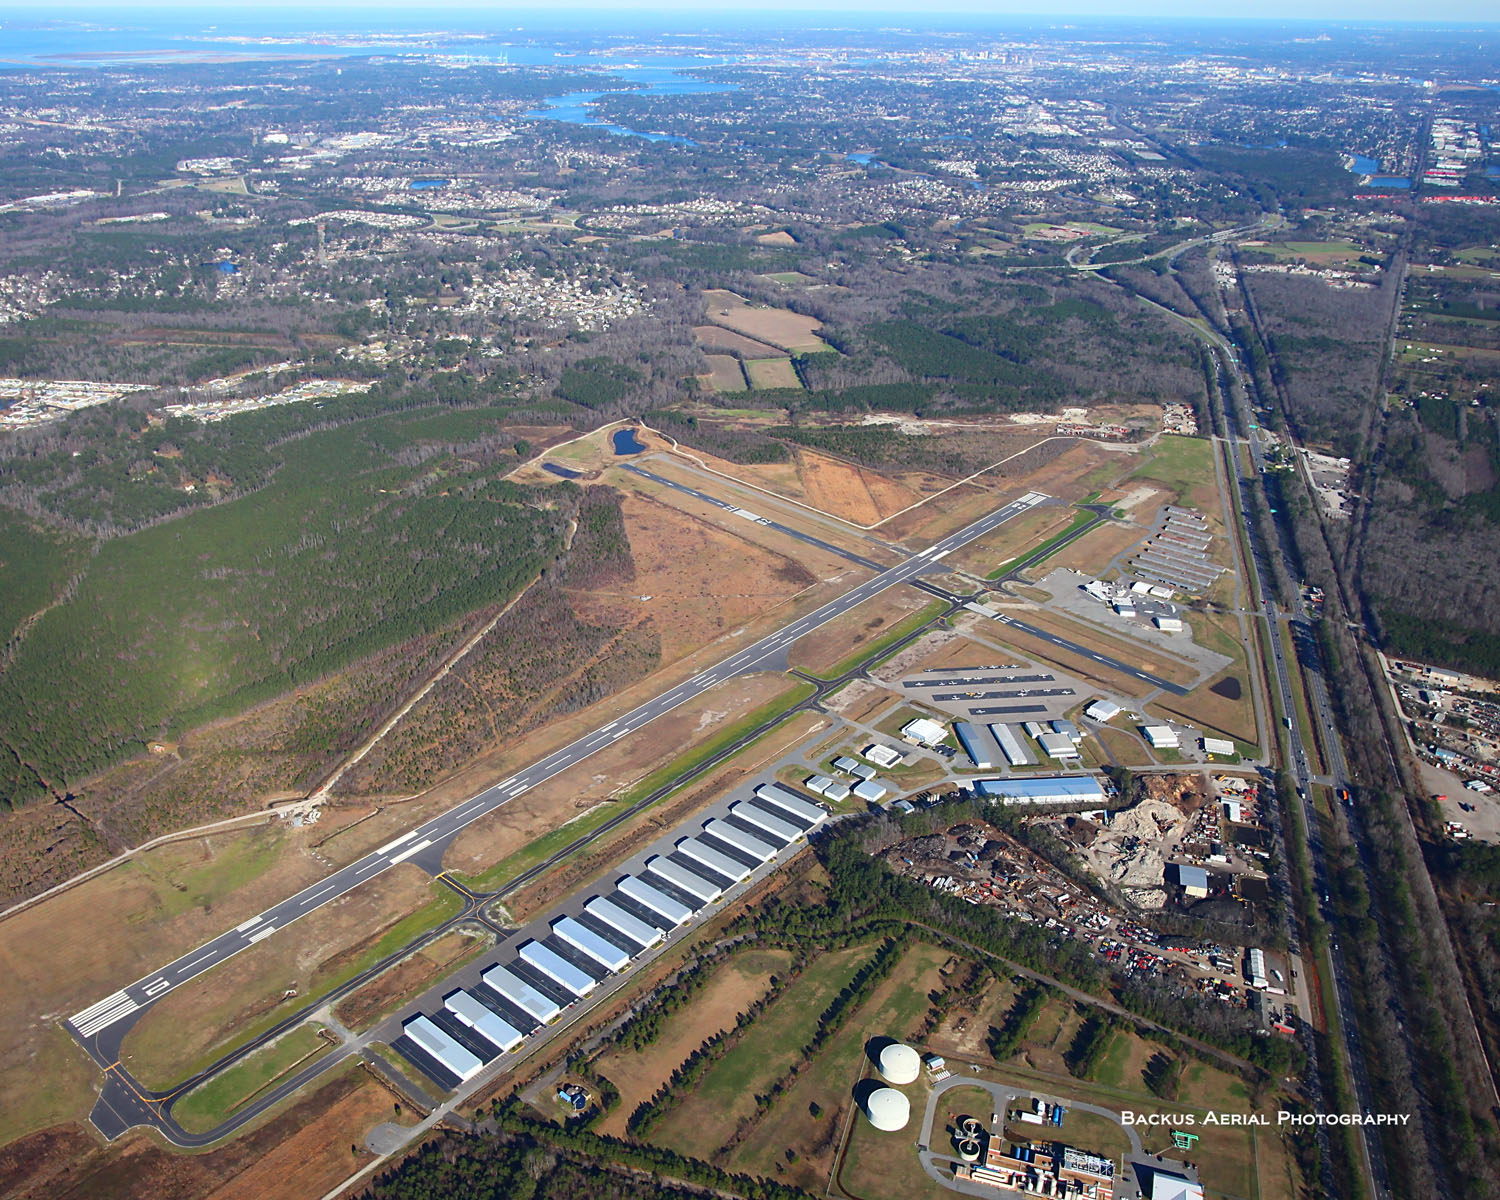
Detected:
left=542, top=462, right=582, bottom=479
left=612, top=427, right=645, bottom=455
left=524, top=66, right=733, bottom=146
left=409, top=178, right=449, bottom=190
left=1346, top=152, right=1380, bottom=174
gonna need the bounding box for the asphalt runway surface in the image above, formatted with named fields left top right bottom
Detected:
left=67, top=488, right=1051, bottom=1068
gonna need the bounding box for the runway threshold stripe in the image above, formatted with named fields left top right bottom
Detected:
left=72, top=990, right=132, bottom=1024
left=247, top=924, right=277, bottom=944
left=388, top=838, right=433, bottom=865
left=376, top=829, right=419, bottom=855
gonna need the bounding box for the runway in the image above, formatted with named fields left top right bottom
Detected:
left=67, top=488, right=1051, bottom=1061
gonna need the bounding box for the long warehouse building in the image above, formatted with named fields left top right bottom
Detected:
left=989, top=723, right=1036, bottom=767
left=518, top=940, right=598, bottom=997
left=404, top=1014, right=484, bottom=1081
left=585, top=896, right=664, bottom=949
left=955, top=721, right=996, bottom=770
left=676, top=837, right=752, bottom=883
left=445, top=990, right=524, bottom=1054
left=729, top=801, right=802, bottom=844
left=553, top=916, right=632, bottom=973
left=617, top=874, right=695, bottom=925
left=702, top=819, right=776, bottom=862
left=482, top=964, right=561, bottom=1023
left=645, top=856, right=723, bottom=903
left=752, top=783, right=826, bottom=828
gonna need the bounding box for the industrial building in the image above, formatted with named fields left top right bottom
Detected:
left=584, top=896, right=664, bottom=950
left=974, top=775, right=1107, bottom=806
left=1141, top=724, right=1179, bottom=750
left=865, top=744, right=904, bottom=768
left=989, top=723, right=1036, bottom=767
left=823, top=780, right=852, bottom=802
left=518, top=939, right=598, bottom=997
left=1084, top=699, right=1121, bottom=723
left=804, top=774, right=837, bottom=796
left=444, top=990, right=524, bottom=1054
left=832, top=755, right=861, bottom=774
left=1037, top=731, right=1081, bottom=761
left=852, top=779, right=889, bottom=803
left=483, top=964, right=561, bottom=1023
left=955, top=721, right=996, bottom=769
left=1176, top=864, right=1210, bottom=899
left=1201, top=736, right=1235, bottom=757
left=1051, top=719, right=1083, bottom=744
left=901, top=717, right=947, bottom=746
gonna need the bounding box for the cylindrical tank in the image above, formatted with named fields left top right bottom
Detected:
left=957, top=1138, right=982, bottom=1163
left=864, top=1087, right=911, bottom=1132
left=876, top=1042, right=920, bottom=1085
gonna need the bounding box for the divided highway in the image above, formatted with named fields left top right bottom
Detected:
left=67, top=489, right=1051, bottom=1063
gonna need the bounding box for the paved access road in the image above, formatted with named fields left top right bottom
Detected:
left=67, top=489, right=1051, bottom=1065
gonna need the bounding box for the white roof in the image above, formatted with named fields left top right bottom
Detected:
left=865, top=744, right=903, bottom=767
left=865, top=1086, right=911, bottom=1131
left=852, top=779, right=889, bottom=801
left=902, top=717, right=946, bottom=745
left=1085, top=699, right=1121, bottom=722
left=877, top=1042, right=920, bottom=1084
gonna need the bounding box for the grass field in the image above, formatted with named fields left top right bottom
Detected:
left=702, top=354, right=748, bottom=392
left=734, top=940, right=952, bottom=1193
left=652, top=943, right=875, bottom=1159
left=745, top=357, right=803, bottom=390
left=1125, top=435, right=1218, bottom=510
left=171, top=1023, right=332, bottom=1133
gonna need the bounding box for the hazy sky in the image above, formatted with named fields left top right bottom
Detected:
left=7, top=2, right=1500, bottom=23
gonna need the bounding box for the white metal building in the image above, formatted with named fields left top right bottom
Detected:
left=676, top=837, right=752, bottom=883
left=518, top=940, right=597, bottom=997
left=445, top=990, right=524, bottom=1053
left=617, top=875, right=694, bottom=925
left=645, top=856, right=723, bottom=903
left=482, top=964, right=560, bottom=1023
left=404, top=1014, right=483, bottom=1081
left=585, top=896, right=664, bottom=949
left=553, top=916, right=631, bottom=972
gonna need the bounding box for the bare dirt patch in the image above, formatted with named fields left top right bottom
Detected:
left=692, top=325, right=782, bottom=358
left=823, top=679, right=903, bottom=725
left=701, top=289, right=829, bottom=354
left=788, top=587, right=935, bottom=674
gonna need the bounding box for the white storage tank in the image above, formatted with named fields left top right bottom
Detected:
left=864, top=1086, right=910, bottom=1131
left=877, top=1041, right=921, bottom=1085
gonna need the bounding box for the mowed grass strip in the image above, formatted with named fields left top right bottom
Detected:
left=651, top=943, right=875, bottom=1159
left=171, top=1023, right=331, bottom=1133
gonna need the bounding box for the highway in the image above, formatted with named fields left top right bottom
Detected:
left=67, top=488, right=1051, bottom=1062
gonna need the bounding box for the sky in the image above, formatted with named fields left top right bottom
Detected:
left=3, top=2, right=1498, bottom=27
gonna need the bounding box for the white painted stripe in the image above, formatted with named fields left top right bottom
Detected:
left=234, top=915, right=263, bottom=932
left=388, top=838, right=432, bottom=865
left=178, top=947, right=219, bottom=973
left=247, top=924, right=277, bottom=944
left=304, top=882, right=337, bottom=903
left=72, top=989, right=131, bottom=1024
left=376, top=829, right=418, bottom=855
left=144, top=979, right=170, bottom=996
left=355, top=860, right=383, bottom=876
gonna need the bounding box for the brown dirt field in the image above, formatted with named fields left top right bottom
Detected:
left=692, top=325, right=781, bottom=358
left=593, top=949, right=789, bottom=1137
left=792, top=450, right=930, bottom=527
left=120, top=864, right=443, bottom=1089
left=334, top=927, right=492, bottom=1032
left=571, top=489, right=820, bottom=665
left=702, top=354, right=747, bottom=392
left=744, top=357, right=801, bottom=390
left=788, top=587, right=934, bottom=674
left=0, top=1066, right=395, bottom=1200
left=1153, top=673, right=1258, bottom=745
left=701, top=289, right=829, bottom=354
left=441, top=672, right=798, bottom=881
left=613, top=456, right=892, bottom=570
left=755, top=231, right=797, bottom=247
left=946, top=505, right=1076, bottom=577
left=868, top=630, right=1010, bottom=683
left=504, top=710, right=828, bottom=921
left=823, top=679, right=902, bottom=725
left=1042, top=519, right=1150, bottom=578
left=929, top=975, right=1020, bottom=1063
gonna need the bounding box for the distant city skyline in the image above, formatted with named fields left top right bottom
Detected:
left=3, top=3, right=1499, bottom=27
